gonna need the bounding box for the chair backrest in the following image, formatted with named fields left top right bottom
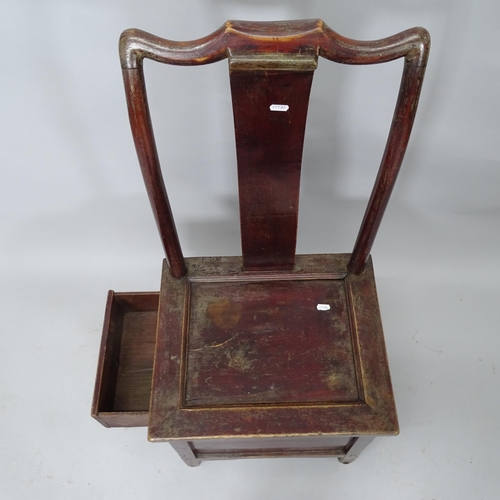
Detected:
left=119, top=20, right=430, bottom=278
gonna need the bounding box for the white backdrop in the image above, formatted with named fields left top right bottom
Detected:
left=1, top=1, right=499, bottom=498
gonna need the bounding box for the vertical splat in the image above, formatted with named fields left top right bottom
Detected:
left=229, top=54, right=317, bottom=271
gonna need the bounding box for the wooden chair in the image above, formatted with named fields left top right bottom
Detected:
left=92, top=20, right=430, bottom=466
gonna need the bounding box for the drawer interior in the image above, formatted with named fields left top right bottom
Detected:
left=92, top=291, right=158, bottom=427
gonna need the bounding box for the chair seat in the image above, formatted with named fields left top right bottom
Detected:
left=148, top=254, right=398, bottom=454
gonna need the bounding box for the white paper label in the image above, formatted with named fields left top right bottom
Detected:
left=270, top=104, right=289, bottom=112
left=317, top=304, right=331, bottom=311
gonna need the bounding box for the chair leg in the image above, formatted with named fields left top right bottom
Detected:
left=338, top=436, right=375, bottom=464
left=170, top=441, right=201, bottom=467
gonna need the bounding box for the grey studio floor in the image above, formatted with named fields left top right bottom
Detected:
left=1, top=2, right=499, bottom=499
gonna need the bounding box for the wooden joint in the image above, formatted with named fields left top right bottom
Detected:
left=228, top=50, right=318, bottom=72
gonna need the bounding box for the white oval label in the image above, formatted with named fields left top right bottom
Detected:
left=317, top=304, right=331, bottom=311
left=270, top=104, right=289, bottom=112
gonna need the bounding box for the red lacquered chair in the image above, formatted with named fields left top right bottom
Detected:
left=92, top=19, right=429, bottom=466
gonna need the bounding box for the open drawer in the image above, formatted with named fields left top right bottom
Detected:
left=91, top=291, right=159, bottom=427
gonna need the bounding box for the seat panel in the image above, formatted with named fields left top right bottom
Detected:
left=185, top=277, right=359, bottom=406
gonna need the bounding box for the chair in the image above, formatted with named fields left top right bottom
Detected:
left=92, top=19, right=430, bottom=466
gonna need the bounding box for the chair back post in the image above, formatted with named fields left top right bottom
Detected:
left=121, top=66, right=186, bottom=278
left=119, top=27, right=228, bottom=278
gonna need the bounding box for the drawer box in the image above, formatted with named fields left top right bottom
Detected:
left=91, top=291, right=158, bottom=428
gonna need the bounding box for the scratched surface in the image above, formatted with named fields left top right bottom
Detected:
left=185, top=279, right=359, bottom=406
